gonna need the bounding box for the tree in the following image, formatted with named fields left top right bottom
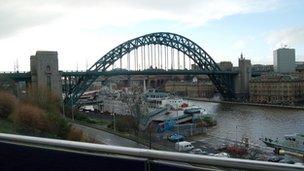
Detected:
left=22, top=86, right=61, bottom=114
left=0, top=76, right=17, bottom=95
left=0, top=91, right=17, bottom=119
left=127, top=87, right=145, bottom=135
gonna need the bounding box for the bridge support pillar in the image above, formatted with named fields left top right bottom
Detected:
left=143, top=77, right=147, bottom=92
left=30, top=51, right=62, bottom=99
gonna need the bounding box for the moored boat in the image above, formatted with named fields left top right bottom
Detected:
left=260, top=133, right=304, bottom=155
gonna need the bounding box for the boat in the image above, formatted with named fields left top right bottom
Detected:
left=183, top=106, right=206, bottom=115
left=160, top=97, right=188, bottom=109
left=143, top=89, right=189, bottom=110
left=144, top=89, right=169, bottom=109
left=260, top=133, right=304, bottom=155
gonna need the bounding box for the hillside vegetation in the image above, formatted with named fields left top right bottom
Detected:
left=0, top=88, right=83, bottom=141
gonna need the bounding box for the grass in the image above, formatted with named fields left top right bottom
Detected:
left=74, top=112, right=110, bottom=126
left=0, top=119, right=16, bottom=134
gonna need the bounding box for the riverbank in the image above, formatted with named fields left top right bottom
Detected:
left=185, top=97, right=304, bottom=110
left=70, top=120, right=172, bottom=150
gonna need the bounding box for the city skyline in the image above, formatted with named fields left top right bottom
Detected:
left=0, top=0, right=304, bottom=71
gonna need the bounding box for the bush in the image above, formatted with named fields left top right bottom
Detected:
left=202, top=115, right=217, bottom=126
left=23, top=86, right=61, bottom=114
left=113, top=116, right=138, bottom=133
left=74, top=112, right=98, bottom=124
left=75, top=112, right=90, bottom=122
left=67, top=127, right=84, bottom=141
left=46, top=113, right=71, bottom=139
left=0, top=91, right=17, bottom=119
left=13, top=103, right=48, bottom=134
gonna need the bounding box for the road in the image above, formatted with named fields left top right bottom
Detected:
left=72, top=123, right=147, bottom=149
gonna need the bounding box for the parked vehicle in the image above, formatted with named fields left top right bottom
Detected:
left=214, top=152, right=230, bottom=158
left=279, top=158, right=295, bottom=164
left=267, top=156, right=284, bottom=162
left=168, top=133, right=184, bottom=142
left=175, top=141, right=194, bottom=152
left=190, top=148, right=208, bottom=155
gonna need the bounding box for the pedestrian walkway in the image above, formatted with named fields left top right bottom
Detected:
left=72, top=123, right=147, bottom=149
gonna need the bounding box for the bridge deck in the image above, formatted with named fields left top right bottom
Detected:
left=61, top=69, right=238, bottom=77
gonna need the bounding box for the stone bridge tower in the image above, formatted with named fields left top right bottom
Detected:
left=30, top=51, right=62, bottom=98
left=234, top=53, right=252, bottom=100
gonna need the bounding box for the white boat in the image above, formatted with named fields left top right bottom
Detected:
left=160, top=97, right=189, bottom=109
left=183, top=106, right=206, bottom=115
left=144, top=90, right=189, bottom=110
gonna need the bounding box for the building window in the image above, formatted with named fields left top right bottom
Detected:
left=46, top=65, right=51, bottom=72
left=47, top=75, right=51, bottom=90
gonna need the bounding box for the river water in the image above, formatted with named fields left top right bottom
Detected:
left=189, top=100, right=304, bottom=146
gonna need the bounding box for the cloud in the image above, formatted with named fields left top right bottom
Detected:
left=232, top=40, right=246, bottom=50
left=0, top=0, right=64, bottom=38
left=0, top=0, right=284, bottom=71
left=266, top=26, right=304, bottom=48
left=0, top=0, right=282, bottom=38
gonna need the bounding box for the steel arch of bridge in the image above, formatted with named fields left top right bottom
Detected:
left=65, top=32, right=235, bottom=105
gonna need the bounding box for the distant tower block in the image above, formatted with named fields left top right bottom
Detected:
left=30, top=51, right=62, bottom=98
left=234, top=53, right=252, bottom=100
left=273, top=47, right=296, bottom=73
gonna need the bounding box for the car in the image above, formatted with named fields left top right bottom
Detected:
left=190, top=148, right=209, bottom=155
left=279, top=158, right=295, bottom=164
left=175, top=141, right=194, bottom=152
left=267, top=156, right=284, bottom=162
left=168, top=133, right=185, bottom=142
left=214, top=152, right=230, bottom=158
left=190, top=148, right=203, bottom=154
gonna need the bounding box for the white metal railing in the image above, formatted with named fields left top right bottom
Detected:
left=0, top=133, right=303, bottom=171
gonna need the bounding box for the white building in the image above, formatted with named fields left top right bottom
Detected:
left=273, top=48, right=295, bottom=73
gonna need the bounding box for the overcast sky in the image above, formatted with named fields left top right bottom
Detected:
left=0, top=0, right=304, bottom=71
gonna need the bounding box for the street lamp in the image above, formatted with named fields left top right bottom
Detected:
left=176, top=109, right=180, bottom=152
left=62, top=99, right=65, bottom=118
left=149, top=124, right=152, bottom=149
left=71, top=96, right=74, bottom=120
left=235, top=125, right=238, bottom=145
left=113, top=112, right=116, bottom=132
left=111, top=97, right=116, bottom=132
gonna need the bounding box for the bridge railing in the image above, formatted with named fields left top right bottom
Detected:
left=0, top=133, right=303, bottom=171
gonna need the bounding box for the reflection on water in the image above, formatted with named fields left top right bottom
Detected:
left=189, top=100, right=304, bottom=146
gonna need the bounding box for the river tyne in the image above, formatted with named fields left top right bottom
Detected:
left=190, top=100, right=304, bottom=146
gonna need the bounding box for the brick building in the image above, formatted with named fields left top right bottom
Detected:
left=165, top=80, right=215, bottom=98
left=249, top=74, right=304, bottom=105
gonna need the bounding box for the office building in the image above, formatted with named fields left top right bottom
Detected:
left=273, top=48, right=295, bottom=73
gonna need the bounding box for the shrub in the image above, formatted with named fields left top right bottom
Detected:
left=13, top=103, right=48, bottom=134
left=201, top=115, right=217, bottom=126
left=67, top=127, right=84, bottom=141
left=115, top=116, right=138, bottom=133
left=74, top=112, right=98, bottom=124
left=0, top=91, right=17, bottom=119
left=23, top=86, right=61, bottom=114
left=46, top=113, right=71, bottom=139
left=75, top=112, right=90, bottom=122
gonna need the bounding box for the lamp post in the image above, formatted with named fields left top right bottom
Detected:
left=113, top=112, right=116, bottom=132
left=177, top=110, right=179, bottom=136
left=62, top=100, right=65, bottom=118
left=176, top=109, right=180, bottom=151
left=71, top=97, right=74, bottom=120
left=112, top=98, right=116, bottom=133
left=149, top=124, right=152, bottom=149
left=235, top=125, right=238, bottom=145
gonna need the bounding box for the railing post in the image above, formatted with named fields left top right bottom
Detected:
left=145, top=160, right=152, bottom=171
